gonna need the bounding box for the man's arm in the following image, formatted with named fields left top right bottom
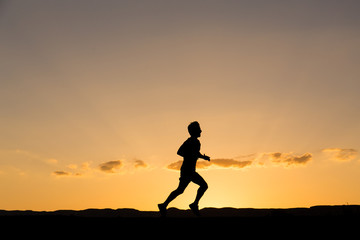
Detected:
left=198, top=153, right=210, bottom=161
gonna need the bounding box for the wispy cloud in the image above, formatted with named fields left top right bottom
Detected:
left=52, top=161, right=92, bottom=177
left=134, top=159, right=148, bottom=169
left=167, top=158, right=254, bottom=171
left=52, top=171, right=70, bottom=176
left=209, top=159, right=252, bottom=169
left=322, top=148, right=358, bottom=162
left=267, top=152, right=312, bottom=166
left=167, top=161, right=182, bottom=170
left=52, top=159, right=150, bottom=177
left=99, top=160, right=123, bottom=173
left=167, top=152, right=312, bottom=171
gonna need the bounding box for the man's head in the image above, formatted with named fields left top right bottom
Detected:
left=188, top=121, right=202, bottom=138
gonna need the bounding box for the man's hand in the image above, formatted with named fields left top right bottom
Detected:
left=202, top=154, right=210, bottom=161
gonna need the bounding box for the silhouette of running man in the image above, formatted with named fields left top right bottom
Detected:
left=158, top=121, right=210, bottom=216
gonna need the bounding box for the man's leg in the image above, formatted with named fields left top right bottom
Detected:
left=191, top=172, right=208, bottom=206
left=188, top=172, right=208, bottom=216
left=163, top=177, right=190, bottom=207
left=159, top=176, right=190, bottom=216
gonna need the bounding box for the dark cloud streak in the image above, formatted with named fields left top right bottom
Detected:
left=134, top=160, right=147, bottom=169
left=99, top=160, right=122, bottom=173
left=322, top=148, right=358, bottom=162
left=269, top=152, right=312, bottom=166
left=52, top=171, right=70, bottom=176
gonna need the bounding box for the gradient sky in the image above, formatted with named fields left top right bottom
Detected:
left=1, top=0, right=360, bottom=211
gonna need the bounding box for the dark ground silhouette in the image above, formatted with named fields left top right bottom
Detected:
left=1, top=206, right=360, bottom=237
left=1, top=205, right=360, bottom=237
left=1, top=205, right=360, bottom=218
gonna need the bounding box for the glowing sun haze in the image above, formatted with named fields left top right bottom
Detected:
left=1, top=0, right=360, bottom=210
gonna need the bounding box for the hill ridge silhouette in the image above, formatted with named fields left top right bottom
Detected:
left=2, top=205, right=360, bottom=237
left=1, top=205, right=360, bottom=218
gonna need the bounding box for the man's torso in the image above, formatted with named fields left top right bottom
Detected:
left=179, top=138, right=200, bottom=174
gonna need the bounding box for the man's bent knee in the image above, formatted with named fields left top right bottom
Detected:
left=200, top=183, right=208, bottom=191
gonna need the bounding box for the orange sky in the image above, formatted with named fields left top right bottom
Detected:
left=1, top=0, right=360, bottom=211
